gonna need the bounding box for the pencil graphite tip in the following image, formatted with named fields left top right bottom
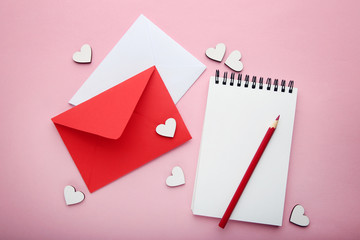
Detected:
left=276, top=115, right=280, bottom=121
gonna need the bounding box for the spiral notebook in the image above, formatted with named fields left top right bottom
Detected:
left=192, top=71, right=298, bottom=226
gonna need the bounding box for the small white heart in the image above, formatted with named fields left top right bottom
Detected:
left=290, top=204, right=310, bottom=227
left=156, top=118, right=176, bottom=138
left=72, top=44, right=92, bottom=63
left=166, top=166, right=185, bottom=187
left=205, top=43, right=226, bottom=62
left=225, top=50, right=243, bottom=72
left=64, top=185, right=85, bottom=206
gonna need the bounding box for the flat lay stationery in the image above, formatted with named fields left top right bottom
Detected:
left=69, top=15, right=206, bottom=106
left=52, top=66, right=191, bottom=193
left=5, top=2, right=360, bottom=239
left=192, top=71, right=298, bottom=226
left=54, top=9, right=302, bottom=231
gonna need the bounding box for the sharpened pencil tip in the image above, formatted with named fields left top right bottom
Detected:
left=276, top=115, right=280, bottom=120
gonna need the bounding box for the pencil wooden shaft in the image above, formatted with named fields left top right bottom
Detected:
left=218, top=121, right=277, bottom=229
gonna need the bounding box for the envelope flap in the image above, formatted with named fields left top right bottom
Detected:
left=52, top=67, right=155, bottom=139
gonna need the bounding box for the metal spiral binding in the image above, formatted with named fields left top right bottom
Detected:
left=215, top=70, right=220, bottom=84
left=237, top=74, right=242, bottom=87
left=222, top=72, right=228, bottom=85
left=244, top=75, right=249, bottom=87
left=288, top=80, right=294, bottom=93
left=274, top=79, right=278, bottom=91
left=259, top=77, right=263, bottom=89
left=214, top=70, right=294, bottom=93
left=281, top=80, right=286, bottom=92
left=266, top=78, right=271, bottom=90
left=230, top=73, right=235, bottom=86
left=251, top=76, right=256, bottom=89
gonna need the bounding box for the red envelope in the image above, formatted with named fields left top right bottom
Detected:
left=52, top=66, right=191, bottom=192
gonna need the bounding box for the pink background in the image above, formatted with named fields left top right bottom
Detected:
left=1, top=0, right=360, bottom=239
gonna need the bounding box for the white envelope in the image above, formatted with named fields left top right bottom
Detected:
left=69, top=15, right=206, bottom=105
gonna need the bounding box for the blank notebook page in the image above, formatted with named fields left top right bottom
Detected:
left=192, top=75, right=298, bottom=226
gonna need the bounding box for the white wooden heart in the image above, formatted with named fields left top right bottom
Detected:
left=72, top=44, right=92, bottom=63
left=156, top=118, right=176, bottom=138
left=205, top=43, right=226, bottom=62
left=64, top=185, right=85, bottom=206
left=166, top=166, right=185, bottom=187
left=290, top=204, right=310, bottom=227
left=225, top=50, right=243, bottom=72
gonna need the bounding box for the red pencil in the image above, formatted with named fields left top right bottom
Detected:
left=218, top=115, right=280, bottom=229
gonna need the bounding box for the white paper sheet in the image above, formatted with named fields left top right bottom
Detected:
left=69, top=15, right=206, bottom=106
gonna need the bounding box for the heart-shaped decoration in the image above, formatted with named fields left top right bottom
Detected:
left=156, top=118, right=176, bottom=138
left=64, top=185, right=85, bottom=206
left=205, top=43, right=226, bottom=62
left=290, top=204, right=310, bottom=227
left=72, top=44, right=92, bottom=63
left=166, top=166, right=185, bottom=187
left=225, top=50, right=243, bottom=72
